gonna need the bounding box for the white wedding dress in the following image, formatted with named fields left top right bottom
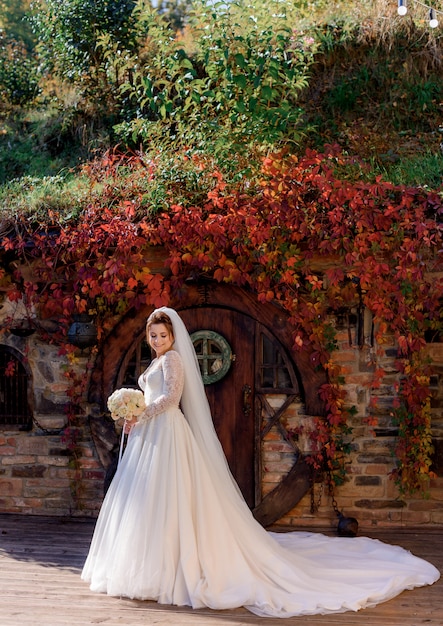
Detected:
left=81, top=308, right=439, bottom=618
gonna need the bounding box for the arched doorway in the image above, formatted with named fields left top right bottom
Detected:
left=115, top=306, right=301, bottom=509
left=88, top=283, right=327, bottom=525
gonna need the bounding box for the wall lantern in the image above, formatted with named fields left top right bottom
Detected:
left=67, top=314, right=98, bottom=349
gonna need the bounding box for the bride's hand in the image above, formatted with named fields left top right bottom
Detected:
left=124, top=417, right=137, bottom=433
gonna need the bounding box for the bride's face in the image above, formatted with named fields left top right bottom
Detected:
left=148, top=323, right=174, bottom=357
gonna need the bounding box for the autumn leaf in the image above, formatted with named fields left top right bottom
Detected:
left=4, top=359, right=16, bottom=377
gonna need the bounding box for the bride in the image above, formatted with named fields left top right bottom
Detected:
left=81, top=307, right=439, bottom=617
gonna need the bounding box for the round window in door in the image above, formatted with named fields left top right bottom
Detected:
left=190, top=330, right=233, bottom=384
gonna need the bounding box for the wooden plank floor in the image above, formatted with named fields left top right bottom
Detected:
left=0, top=514, right=442, bottom=626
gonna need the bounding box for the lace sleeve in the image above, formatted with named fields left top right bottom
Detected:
left=138, top=350, right=184, bottom=421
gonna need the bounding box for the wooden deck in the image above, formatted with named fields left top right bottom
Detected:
left=0, top=514, right=442, bottom=626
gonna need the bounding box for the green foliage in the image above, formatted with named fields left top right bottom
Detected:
left=128, top=150, right=251, bottom=214
left=0, top=106, right=111, bottom=184
left=375, top=151, right=443, bottom=188
left=0, top=173, right=86, bottom=220
left=0, top=147, right=246, bottom=219
left=0, top=0, right=442, bottom=192
left=391, top=355, right=434, bottom=495
left=393, top=80, right=443, bottom=130
left=0, top=33, right=40, bottom=106
left=325, top=65, right=371, bottom=114
left=302, top=19, right=443, bottom=152
left=112, top=0, right=316, bottom=158
left=0, top=130, right=54, bottom=184
left=29, top=0, right=139, bottom=98
left=0, top=0, right=36, bottom=50
left=314, top=18, right=359, bottom=52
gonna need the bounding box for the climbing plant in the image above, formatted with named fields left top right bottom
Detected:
left=1, top=145, right=442, bottom=495
left=109, top=0, right=316, bottom=159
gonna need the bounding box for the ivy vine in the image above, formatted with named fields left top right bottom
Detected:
left=1, top=145, right=442, bottom=496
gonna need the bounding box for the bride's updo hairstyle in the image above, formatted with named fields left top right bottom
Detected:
left=146, top=310, right=174, bottom=339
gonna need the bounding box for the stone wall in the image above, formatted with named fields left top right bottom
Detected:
left=0, top=326, right=103, bottom=517
left=1, top=303, right=442, bottom=528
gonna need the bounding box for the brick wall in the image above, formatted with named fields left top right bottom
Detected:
left=262, top=323, right=443, bottom=530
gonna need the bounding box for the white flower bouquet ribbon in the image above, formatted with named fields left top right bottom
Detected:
left=107, top=388, right=146, bottom=464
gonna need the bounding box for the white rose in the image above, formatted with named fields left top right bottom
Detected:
left=107, top=388, right=145, bottom=421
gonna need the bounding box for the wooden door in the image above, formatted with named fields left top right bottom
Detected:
left=180, top=306, right=256, bottom=507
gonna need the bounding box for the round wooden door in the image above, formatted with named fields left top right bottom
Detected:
left=180, top=307, right=256, bottom=507
left=89, top=284, right=324, bottom=525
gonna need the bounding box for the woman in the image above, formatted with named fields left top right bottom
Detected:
left=82, top=307, right=439, bottom=617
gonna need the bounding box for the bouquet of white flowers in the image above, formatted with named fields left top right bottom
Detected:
left=107, top=388, right=146, bottom=421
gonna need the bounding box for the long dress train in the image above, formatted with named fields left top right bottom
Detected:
left=81, top=312, right=439, bottom=618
